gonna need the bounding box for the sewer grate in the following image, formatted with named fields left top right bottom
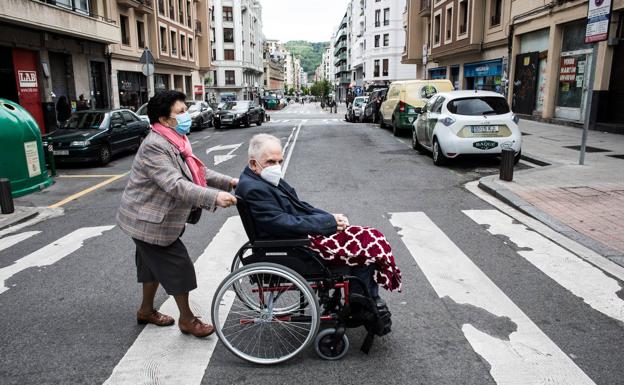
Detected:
left=563, top=145, right=611, bottom=153
left=607, top=154, right=624, bottom=160
left=561, top=186, right=607, bottom=197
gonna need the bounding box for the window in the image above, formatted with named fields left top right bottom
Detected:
left=383, top=8, right=390, bottom=26
left=160, top=26, right=167, bottom=52
left=374, top=35, right=380, bottom=47
left=212, top=48, right=216, bottom=60
left=189, top=37, right=193, bottom=58
left=447, top=97, right=510, bottom=115
left=382, top=59, right=388, bottom=76
left=171, top=30, right=177, bottom=55
left=374, top=59, right=380, bottom=77
left=136, top=21, right=145, bottom=48
left=169, top=0, right=175, bottom=20
left=224, top=49, right=235, bottom=60
left=120, top=15, right=130, bottom=45
left=213, top=70, right=217, bottom=86
left=180, top=34, right=186, bottom=56
left=374, top=10, right=380, bottom=27
left=223, top=6, right=233, bottom=21
left=383, top=33, right=389, bottom=46
left=178, top=0, right=184, bottom=23
left=446, top=6, right=453, bottom=41
left=432, top=97, right=445, bottom=113
left=490, top=0, right=501, bottom=27
left=158, top=0, right=165, bottom=15
left=187, top=1, right=192, bottom=26
left=434, top=12, right=441, bottom=45
left=121, top=111, right=138, bottom=123
left=225, top=70, right=235, bottom=85
left=458, top=0, right=468, bottom=35
left=223, top=28, right=234, bottom=42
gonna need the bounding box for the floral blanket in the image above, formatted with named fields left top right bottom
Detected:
left=308, top=226, right=402, bottom=291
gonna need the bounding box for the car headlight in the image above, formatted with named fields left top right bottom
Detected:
left=235, top=113, right=241, bottom=118
left=70, top=140, right=91, bottom=147
left=440, top=117, right=456, bottom=126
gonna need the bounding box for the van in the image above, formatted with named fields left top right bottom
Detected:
left=379, top=79, right=453, bottom=136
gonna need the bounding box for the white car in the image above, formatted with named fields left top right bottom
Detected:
left=412, top=90, right=521, bottom=166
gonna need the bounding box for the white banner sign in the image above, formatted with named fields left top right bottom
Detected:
left=585, top=0, right=612, bottom=43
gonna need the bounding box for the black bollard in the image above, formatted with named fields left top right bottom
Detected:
left=499, top=148, right=515, bottom=182
left=0, top=178, right=15, bottom=214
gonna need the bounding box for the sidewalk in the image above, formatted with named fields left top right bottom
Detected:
left=479, top=120, right=624, bottom=267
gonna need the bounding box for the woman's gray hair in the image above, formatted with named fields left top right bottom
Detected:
left=248, top=134, right=282, bottom=159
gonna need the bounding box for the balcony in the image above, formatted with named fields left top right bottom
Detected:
left=117, top=0, right=153, bottom=14
left=3, top=0, right=120, bottom=44
left=195, top=19, right=202, bottom=35
left=420, top=0, right=430, bottom=16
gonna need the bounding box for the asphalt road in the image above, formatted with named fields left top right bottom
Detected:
left=2, top=102, right=623, bottom=385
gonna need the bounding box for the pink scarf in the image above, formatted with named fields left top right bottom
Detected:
left=151, top=123, right=207, bottom=187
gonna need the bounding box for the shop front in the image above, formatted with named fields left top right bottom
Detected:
left=513, top=28, right=550, bottom=115
left=555, top=21, right=593, bottom=122
left=450, top=66, right=460, bottom=90
left=117, top=71, right=147, bottom=112
left=464, top=59, right=503, bottom=93
left=428, top=67, right=447, bottom=80
left=154, top=73, right=170, bottom=94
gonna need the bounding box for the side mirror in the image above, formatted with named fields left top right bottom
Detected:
left=414, top=107, right=422, bottom=114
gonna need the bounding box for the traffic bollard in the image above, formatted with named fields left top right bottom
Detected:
left=499, top=148, right=515, bottom=182
left=0, top=178, right=14, bottom=214
left=45, top=144, right=57, bottom=177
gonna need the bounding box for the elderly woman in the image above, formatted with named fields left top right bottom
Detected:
left=236, top=134, right=402, bottom=308
left=117, top=90, right=237, bottom=338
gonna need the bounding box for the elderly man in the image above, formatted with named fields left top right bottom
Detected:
left=236, top=134, right=402, bottom=307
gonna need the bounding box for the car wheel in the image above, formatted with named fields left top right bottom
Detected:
left=214, top=121, right=221, bottom=130
left=379, top=115, right=386, bottom=128
left=99, top=145, right=112, bottom=166
left=244, top=117, right=250, bottom=128
left=411, top=129, right=425, bottom=152
left=432, top=138, right=448, bottom=166
left=256, top=115, right=263, bottom=126
left=392, top=116, right=401, bottom=137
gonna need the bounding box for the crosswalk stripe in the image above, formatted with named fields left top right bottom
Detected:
left=390, top=212, right=595, bottom=385
left=0, top=231, right=40, bottom=253
left=103, top=217, right=245, bottom=385
left=0, top=226, right=114, bottom=294
left=464, top=209, right=624, bottom=323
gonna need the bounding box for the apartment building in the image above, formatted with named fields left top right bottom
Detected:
left=263, top=40, right=285, bottom=92
left=209, top=0, right=263, bottom=102
left=333, top=11, right=350, bottom=101
left=0, top=0, right=119, bottom=132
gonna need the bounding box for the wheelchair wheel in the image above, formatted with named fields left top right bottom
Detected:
left=230, top=253, right=303, bottom=315
left=212, top=262, right=320, bottom=365
left=314, top=328, right=349, bottom=360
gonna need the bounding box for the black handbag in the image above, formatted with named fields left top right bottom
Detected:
left=187, top=207, right=202, bottom=224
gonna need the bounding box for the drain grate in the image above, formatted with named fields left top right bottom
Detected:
left=607, top=154, right=624, bottom=160
left=563, top=145, right=611, bottom=152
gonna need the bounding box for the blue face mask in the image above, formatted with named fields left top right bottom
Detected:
left=173, top=112, right=192, bottom=135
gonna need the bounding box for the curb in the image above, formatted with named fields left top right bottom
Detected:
left=478, top=177, right=624, bottom=269
left=0, top=209, right=39, bottom=232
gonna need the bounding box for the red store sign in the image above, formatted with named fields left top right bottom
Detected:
left=559, top=57, right=577, bottom=82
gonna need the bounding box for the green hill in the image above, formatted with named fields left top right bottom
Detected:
left=284, top=41, right=329, bottom=77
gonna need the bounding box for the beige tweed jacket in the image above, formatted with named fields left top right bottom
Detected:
left=117, top=131, right=232, bottom=246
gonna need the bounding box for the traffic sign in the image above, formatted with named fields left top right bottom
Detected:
left=139, top=48, right=155, bottom=64
left=142, top=63, right=154, bottom=76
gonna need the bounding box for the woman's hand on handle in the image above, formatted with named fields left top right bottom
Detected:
left=216, top=192, right=237, bottom=208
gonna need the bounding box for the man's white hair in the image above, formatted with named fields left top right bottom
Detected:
left=248, top=133, right=282, bottom=159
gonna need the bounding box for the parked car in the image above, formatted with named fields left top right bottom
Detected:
left=346, top=96, right=369, bottom=122
left=136, top=103, right=149, bottom=123
left=42, top=109, right=150, bottom=165
left=412, top=90, right=521, bottom=166
left=213, top=100, right=265, bottom=129
left=362, top=88, right=387, bottom=123
left=186, top=100, right=213, bottom=130
left=380, top=79, right=453, bottom=136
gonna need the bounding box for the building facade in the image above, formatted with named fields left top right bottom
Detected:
left=0, top=0, right=119, bottom=133
left=263, top=40, right=285, bottom=92
left=333, top=11, right=350, bottom=101
left=208, top=0, right=263, bottom=102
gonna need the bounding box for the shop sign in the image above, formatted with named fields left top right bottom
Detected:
left=464, top=60, right=502, bottom=78
left=18, top=70, right=37, bottom=88
left=585, top=0, right=612, bottom=43
left=559, top=57, right=577, bottom=82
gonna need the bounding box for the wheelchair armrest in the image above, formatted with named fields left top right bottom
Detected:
left=252, top=239, right=310, bottom=248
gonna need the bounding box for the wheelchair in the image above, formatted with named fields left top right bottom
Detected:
left=210, top=197, right=392, bottom=365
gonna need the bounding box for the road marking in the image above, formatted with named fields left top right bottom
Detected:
left=56, top=174, right=124, bottom=178
left=0, top=231, right=40, bottom=253
left=0, top=226, right=114, bottom=294
left=202, top=135, right=211, bottom=139
left=390, top=212, right=595, bottom=385
left=206, top=143, right=243, bottom=165
left=464, top=209, right=624, bottom=323
left=103, top=217, right=244, bottom=385
left=282, top=120, right=306, bottom=176
left=0, top=208, right=64, bottom=238
left=49, top=173, right=129, bottom=209
left=191, top=140, right=199, bottom=145
left=465, top=181, right=624, bottom=282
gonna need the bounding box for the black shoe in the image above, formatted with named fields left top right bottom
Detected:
left=374, top=296, right=387, bottom=309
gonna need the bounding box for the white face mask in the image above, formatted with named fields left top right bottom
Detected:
left=257, top=163, right=282, bottom=186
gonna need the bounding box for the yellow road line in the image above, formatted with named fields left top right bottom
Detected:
left=48, top=172, right=129, bottom=208
left=56, top=174, right=124, bottom=178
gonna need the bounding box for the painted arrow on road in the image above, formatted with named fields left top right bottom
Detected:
left=206, top=143, right=243, bottom=165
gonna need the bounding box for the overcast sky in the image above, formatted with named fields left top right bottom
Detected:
left=261, top=0, right=350, bottom=42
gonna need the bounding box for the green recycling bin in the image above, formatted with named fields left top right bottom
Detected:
left=267, top=99, right=278, bottom=110
left=0, top=98, right=53, bottom=197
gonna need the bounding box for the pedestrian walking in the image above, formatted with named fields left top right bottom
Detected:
left=117, top=90, right=238, bottom=338
left=55, top=96, right=71, bottom=126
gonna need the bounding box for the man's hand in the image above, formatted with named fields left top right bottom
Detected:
left=333, top=214, right=350, bottom=231
left=216, top=192, right=237, bottom=208
left=229, top=178, right=239, bottom=190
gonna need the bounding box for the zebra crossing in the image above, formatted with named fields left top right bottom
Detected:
left=1, top=207, right=622, bottom=384
left=269, top=118, right=344, bottom=123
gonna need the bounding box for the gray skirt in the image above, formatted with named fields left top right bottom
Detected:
left=133, top=237, right=197, bottom=295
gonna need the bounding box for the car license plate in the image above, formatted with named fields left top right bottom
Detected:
left=473, top=140, right=498, bottom=150
left=471, top=125, right=499, bottom=133
left=53, top=150, right=69, bottom=155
